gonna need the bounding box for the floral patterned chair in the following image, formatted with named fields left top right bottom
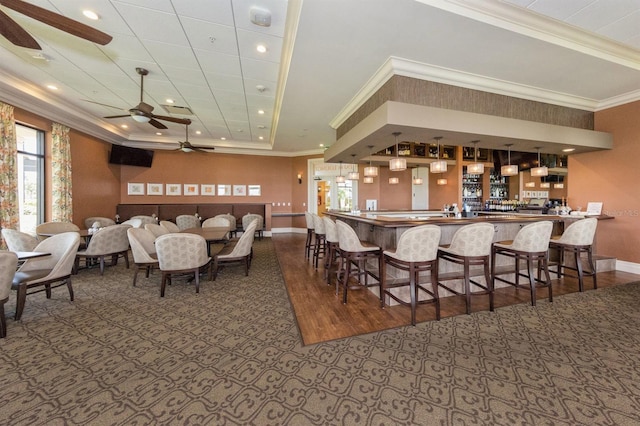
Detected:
left=74, top=224, right=131, bottom=275
left=176, top=214, right=200, bottom=231
left=35, top=221, right=80, bottom=241
left=242, top=213, right=264, bottom=240
left=212, top=219, right=258, bottom=280
left=155, top=233, right=211, bottom=296
left=549, top=217, right=598, bottom=292
left=84, top=216, right=116, bottom=229
left=2, top=229, right=38, bottom=252
left=159, top=220, right=180, bottom=233
left=202, top=216, right=231, bottom=229
left=0, top=252, right=18, bottom=337
left=127, top=228, right=159, bottom=286
left=144, top=223, right=170, bottom=238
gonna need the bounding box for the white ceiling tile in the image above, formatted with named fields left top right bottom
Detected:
left=112, top=2, right=189, bottom=45
left=180, top=17, right=238, bottom=55
left=597, top=10, right=640, bottom=41
left=173, top=0, right=234, bottom=25
left=194, top=50, right=241, bottom=75
left=565, top=0, right=640, bottom=32
left=112, top=0, right=175, bottom=13
left=204, top=73, right=244, bottom=92
left=239, top=58, right=280, bottom=82
left=236, top=29, right=283, bottom=63
left=518, top=0, right=596, bottom=20
left=142, top=40, right=200, bottom=68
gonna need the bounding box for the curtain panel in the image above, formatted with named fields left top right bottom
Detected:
left=0, top=102, right=19, bottom=249
left=51, top=122, right=73, bottom=222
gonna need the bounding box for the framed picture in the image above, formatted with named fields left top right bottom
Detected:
left=201, top=184, right=215, bottom=196
left=166, top=183, right=181, bottom=196
left=184, top=184, right=199, bottom=196
left=233, top=184, right=247, bottom=196
left=248, top=185, right=261, bottom=196
left=217, top=184, right=231, bottom=196
left=147, top=183, right=163, bottom=196
left=128, top=183, right=144, bottom=195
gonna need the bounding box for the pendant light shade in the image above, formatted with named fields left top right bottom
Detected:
left=501, top=144, right=518, bottom=176
left=363, top=145, right=378, bottom=179
left=430, top=136, right=447, bottom=173
left=540, top=182, right=550, bottom=188
left=347, top=154, right=359, bottom=180
left=336, top=161, right=345, bottom=183
left=530, top=147, right=548, bottom=177
left=363, top=176, right=374, bottom=184
left=389, top=132, right=406, bottom=171
left=437, top=177, right=448, bottom=185
left=467, top=140, right=485, bottom=174
left=412, top=165, right=423, bottom=185
left=389, top=177, right=399, bottom=184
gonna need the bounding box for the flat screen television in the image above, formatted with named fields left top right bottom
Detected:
left=493, top=150, right=539, bottom=175
left=108, top=144, right=154, bottom=168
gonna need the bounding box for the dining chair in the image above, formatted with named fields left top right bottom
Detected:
left=155, top=233, right=211, bottom=297
left=242, top=213, right=264, bottom=240
left=130, top=215, right=157, bottom=226
left=120, top=218, right=143, bottom=228
left=74, top=224, right=131, bottom=275
left=176, top=214, right=200, bottom=231
left=0, top=252, right=18, bottom=337
left=2, top=228, right=39, bottom=252
left=549, top=217, right=598, bottom=292
left=159, top=220, right=180, bottom=233
left=202, top=216, right=231, bottom=228
left=144, top=223, right=170, bottom=238
left=127, top=228, right=159, bottom=286
left=212, top=219, right=258, bottom=280
left=84, top=216, right=116, bottom=229
left=12, top=232, right=81, bottom=321
left=35, top=221, right=80, bottom=240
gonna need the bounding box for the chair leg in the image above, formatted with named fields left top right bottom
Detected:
left=574, top=249, right=584, bottom=292
left=527, top=256, right=536, bottom=306
left=409, top=265, right=417, bottom=326
left=484, top=260, right=494, bottom=312
left=133, top=268, right=139, bottom=286
left=463, top=260, right=471, bottom=315
left=194, top=269, right=200, bottom=294
left=14, top=284, right=27, bottom=321
left=587, top=248, right=597, bottom=289
left=432, top=265, right=440, bottom=321
left=66, top=278, right=74, bottom=301
left=161, top=273, right=168, bottom=297
left=542, top=257, right=552, bottom=303
left=0, top=302, right=6, bottom=338
left=45, top=284, right=52, bottom=299
left=99, top=257, right=105, bottom=275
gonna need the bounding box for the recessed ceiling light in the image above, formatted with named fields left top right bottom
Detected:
left=31, top=52, right=51, bottom=61
left=46, top=85, right=58, bottom=90
left=165, top=99, right=174, bottom=104
left=319, top=144, right=324, bottom=147
left=256, top=44, right=267, bottom=53
left=562, top=148, right=575, bottom=152
left=258, top=109, right=264, bottom=115
left=195, top=130, right=201, bottom=135
left=156, top=132, right=162, bottom=136
left=121, top=124, right=128, bottom=129
left=82, top=10, right=99, bottom=20
left=259, top=136, right=264, bottom=140
left=257, top=125, right=266, bottom=129
left=221, top=137, right=226, bottom=140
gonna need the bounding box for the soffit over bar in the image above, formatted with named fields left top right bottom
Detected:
left=324, top=101, right=613, bottom=164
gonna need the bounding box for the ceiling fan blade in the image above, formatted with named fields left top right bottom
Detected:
left=0, top=0, right=112, bottom=45
left=0, top=9, right=40, bottom=49
left=191, top=146, right=215, bottom=151
left=151, top=115, right=192, bottom=125
left=104, top=114, right=131, bottom=119
left=81, top=99, right=126, bottom=110
left=149, top=118, right=168, bottom=130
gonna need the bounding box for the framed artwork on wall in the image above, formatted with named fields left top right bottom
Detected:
left=166, top=183, right=181, bottom=196
left=201, top=184, right=215, bottom=196
left=184, top=184, right=199, bottom=196
left=248, top=185, right=261, bottom=196
left=128, top=183, right=144, bottom=195
left=233, top=185, right=247, bottom=196
left=217, top=184, right=231, bottom=196
left=147, top=183, right=163, bottom=195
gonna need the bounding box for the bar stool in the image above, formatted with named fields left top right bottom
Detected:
left=549, top=217, right=598, bottom=292
left=335, top=220, right=382, bottom=304
left=381, top=225, right=441, bottom=326
left=437, top=223, right=495, bottom=315
left=311, top=213, right=326, bottom=269
left=304, top=212, right=315, bottom=261
left=492, top=221, right=554, bottom=306
left=322, top=216, right=341, bottom=285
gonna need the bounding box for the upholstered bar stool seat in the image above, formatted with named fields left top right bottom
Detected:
left=336, top=220, right=382, bottom=304
left=381, top=225, right=441, bottom=325
left=492, top=221, right=554, bottom=306
left=304, top=212, right=315, bottom=261
left=438, top=223, right=495, bottom=315
left=311, top=213, right=326, bottom=269
left=549, top=217, right=598, bottom=292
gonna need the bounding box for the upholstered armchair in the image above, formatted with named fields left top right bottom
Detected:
left=127, top=228, right=159, bottom=286
left=144, top=223, right=170, bottom=238
left=130, top=215, right=157, bottom=226
left=84, top=216, right=116, bottom=229
left=2, top=229, right=39, bottom=252
left=216, top=214, right=237, bottom=238
left=12, top=232, right=81, bottom=320
left=202, top=216, right=231, bottom=228
left=120, top=218, right=143, bottom=228
left=159, top=220, right=180, bottom=233
left=176, top=214, right=200, bottom=231
left=35, top=221, right=80, bottom=240
left=74, top=224, right=131, bottom=275
left=212, top=219, right=258, bottom=280
left=0, top=252, right=18, bottom=337
left=155, top=233, right=211, bottom=297
left=242, top=213, right=264, bottom=240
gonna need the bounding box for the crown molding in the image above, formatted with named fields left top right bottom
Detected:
left=595, top=89, right=640, bottom=111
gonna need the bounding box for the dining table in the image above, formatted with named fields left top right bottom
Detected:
left=180, top=227, right=230, bottom=256
left=13, top=251, right=51, bottom=261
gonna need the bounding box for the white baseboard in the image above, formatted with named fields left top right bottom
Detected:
left=616, top=260, right=640, bottom=274
left=271, top=227, right=306, bottom=234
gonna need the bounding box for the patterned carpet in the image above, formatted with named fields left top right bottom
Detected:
left=1, top=238, right=640, bottom=425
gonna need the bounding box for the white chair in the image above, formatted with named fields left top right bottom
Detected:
left=12, top=232, right=81, bottom=320
left=437, top=223, right=496, bottom=315
left=549, top=218, right=598, bottom=292
left=35, top=221, right=80, bottom=240
left=202, top=216, right=231, bottom=229
left=322, top=216, right=340, bottom=285
left=159, top=220, right=180, bottom=233
left=2, top=229, right=38, bottom=252
left=74, top=224, right=131, bottom=275
left=84, top=216, right=116, bottom=229
left=304, top=212, right=315, bottom=260
left=492, top=221, right=554, bottom=306
left=120, top=218, right=143, bottom=228
left=144, top=223, right=169, bottom=238
left=242, top=213, right=264, bottom=240
left=335, top=220, right=382, bottom=304
left=176, top=214, right=200, bottom=231
left=155, top=233, right=211, bottom=297
left=212, top=219, right=258, bottom=280
left=381, top=225, right=441, bottom=325
left=127, top=228, right=159, bottom=286
left=130, top=215, right=157, bottom=226
left=311, top=213, right=326, bottom=269
left=0, top=252, right=18, bottom=337
left=220, top=214, right=238, bottom=238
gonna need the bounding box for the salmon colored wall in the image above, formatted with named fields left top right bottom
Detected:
left=429, top=163, right=460, bottom=210
left=357, top=164, right=381, bottom=211
left=572, top=100, right=640, bottom=262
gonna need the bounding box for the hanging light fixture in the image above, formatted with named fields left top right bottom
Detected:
left=363, top=176, right=374, bottom=184
left=412, top=165, right=423, bottom=185
left=430, top=136, right=447, bottom=173
left=525, top=182, right=535, bottom=188
left=540, top=182, right=550, bottom=188
left=501, top=143, right=518, bottom=176
left=389, top=177, right=399, bottom=184
left=364, top=145, right=378, bottom=177
left=467, top=140, right=484, bottom=174
left=336, top=161, right=345, bottom=183
left=530, top=147, right=548, bottom=177
left=437, top=176, right=447, bottom=185
left=389, top=132, right=406, bottom=171
left=347, top=154, right=360, bottom=180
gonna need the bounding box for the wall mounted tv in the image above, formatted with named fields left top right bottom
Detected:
left=108, top=144, right=154, bottom=168
left=493, top=150, right=540, bottom=175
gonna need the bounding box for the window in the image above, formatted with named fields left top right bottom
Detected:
left=16, top=124, right=45, bottom=233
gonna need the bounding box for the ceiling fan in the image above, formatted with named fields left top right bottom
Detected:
left=85, top=68, right=192, bottom=130
left=0, top=0, right=112, bottom=50
left=176, top=124, right=215, bottom=153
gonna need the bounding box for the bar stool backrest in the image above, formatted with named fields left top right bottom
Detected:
left=312, top=214, right=325, bottom=236
left=556, top=218, right=597, bottom=246
left=323, top=217, right=338, bottom=243
left=336, top=220, right=372, bottom=252
left=304, top=212, right=315, bottom=230
left=510, top=221, right=553, bottom=252
left=393, top=225, right=441, bottom=261
left=448, top=223, right=495, bottom=256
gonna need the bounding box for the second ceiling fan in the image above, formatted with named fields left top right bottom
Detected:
left=176, top=123, right=215, bottom=153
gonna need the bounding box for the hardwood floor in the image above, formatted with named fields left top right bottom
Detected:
left=272, top=233, right=640, bottom=346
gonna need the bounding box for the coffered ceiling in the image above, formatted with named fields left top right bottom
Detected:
left=0, top=0, right=639, bottom=159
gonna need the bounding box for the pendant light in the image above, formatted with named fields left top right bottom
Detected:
left=530, top=147, right=548, bottom=177
left=336, top=161, right=345, bottom=183
left=364, top=145, right=378, bottom=177
left=389, top=132, right=406, bottom=171
left=389, top=177, right=399, bottom=184
left=437, top=176, right=447, bottom=185
left=363, top=176, right=374, bottom=184
left=412, top=165, right=423, bottom=185
left=430, top=136, right=447, bottom=173
left=467, top=140, right=484, bottom=174
left=347, top=154, right=360, bottom=180
left=501, top=144, right=518, bottom=176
